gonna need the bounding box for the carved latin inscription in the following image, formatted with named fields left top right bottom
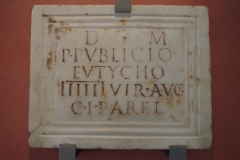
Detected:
left=56, top=30, right=184, bottom=116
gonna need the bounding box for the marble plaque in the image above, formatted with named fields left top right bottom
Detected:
left=29, top=5, right=212, bottom=149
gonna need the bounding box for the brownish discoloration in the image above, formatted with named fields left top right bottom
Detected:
left=47, top=107, right=55, bottom=115
left=196, top=77, right=201, bottom=86
left=179, top=110, right=185, bottom=115
left=190, top=20, right=195, bottom=25
left=59, top=21, right=68, bottom=26
left=106, top=117, right=112, bottom=120
left=54, top=52, right=57, bottom=63
left=176, top=97, right=181, bottom=104
left=100, top=82, right=109, bottom=101
left=55, top=28, right=72, bottom=40
left=55, top=29, right=61, bottom=40
left=49, top=17, right=56, bottom=23
left=192, top=100, right=194, bottom=110
left=170, top=115, right=176, bottom=120
left=65, top=28, right=72, bottom=32
left=145, top=78, right=156, bottom=86
left=116, top=29, right=126, bottom=33
left=56, top=77, right=61, bottom=87
left=190, top=75, right=193, bottom=79
left=120, top=20, right=126, bottom=25
left=159, top=95, right=174, bottom=109
left=46, top=51, right=52, bottom=71
left=184, top=120, right=189, bottom=125
left=117, top=112, right=129, bottom=118
left=53, top=43, right=58, bottom=64
left=123, top=37, right=127, bottom=40
left=85, top=12, right=88, bottom=15
left=101, top=92, right=109, bottom=101
left=48, top=24, right=53, bottom=34
left=188, top=51, right=192, bottom=55
left=54, top=53, right=57, bottom=64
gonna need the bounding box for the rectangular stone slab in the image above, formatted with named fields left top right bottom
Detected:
left=29, top=5, right=212, bottom=149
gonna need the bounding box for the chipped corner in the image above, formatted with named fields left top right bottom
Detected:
left=28, top=125, right=43, bottom=148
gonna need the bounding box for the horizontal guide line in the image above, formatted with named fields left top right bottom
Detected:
left=65, top=80, right=101, bottom=83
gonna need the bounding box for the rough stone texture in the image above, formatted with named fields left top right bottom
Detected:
left=29, top=5, right=211, bottom=149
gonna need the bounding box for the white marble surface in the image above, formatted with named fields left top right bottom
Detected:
left=29, top=5, right=212, bottom=149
